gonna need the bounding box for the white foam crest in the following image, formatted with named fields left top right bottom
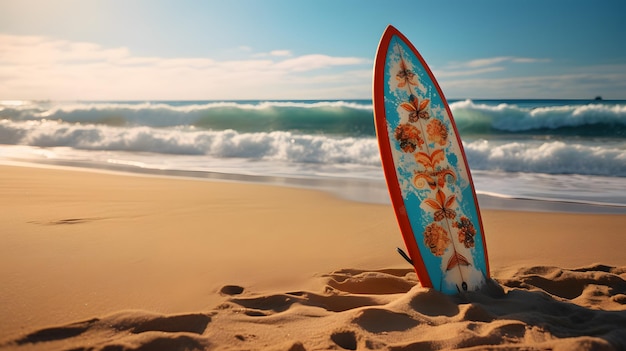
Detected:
left=528, top=104, right=626, bottom=129
left=450, top=99, right=626, bottom=131
left=253, top=100, right=373, bottom=110
left=5, top=100, right=371, bottom=116
left=260, top=132, right=380, bottom=164
left=0, top=100, right=373, bottom=129
left=465, top=139, right=626, bottom=176
left=21, top=120, right=203, bottom=154
left=0, top=119, right=380, bottom=165
left=3, top=118, right=625, bottom=177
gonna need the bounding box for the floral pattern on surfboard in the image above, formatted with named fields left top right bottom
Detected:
left=381, top=33, right=488, bottom=294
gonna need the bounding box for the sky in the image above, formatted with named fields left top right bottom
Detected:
left=1, top=0, right=625, bottom=101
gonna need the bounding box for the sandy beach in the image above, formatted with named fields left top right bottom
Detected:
left=0, top=164, right=625, bottom=350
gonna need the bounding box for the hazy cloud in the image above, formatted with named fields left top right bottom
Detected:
left=461, top=56, right=550, bottom=68
left=440, top=70, right=626, bottom=99
left=252, top=49, right=293, bottom=58
left=436, top=56, right=552, bottom=78
left=1, top=34, right=621, bottom=100
left=269, top=50, right=292, bottom=57
left=274, top=54, right=369, bottom=72
left=0, top=34, right=370, bottom=100
left=435, top=66, right=504, bottom=78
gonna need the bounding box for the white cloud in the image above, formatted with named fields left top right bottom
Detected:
left=457, top=56, right=551, bottom=69
left=274, top=54, right=369, bottom=72
left=436, top=56, right=552, bottom=78
left=439, top=71, right=626, bottom=99
left=0, top=34, right=370, bottom=100
left=510, top=57, right=550, bottom=64
left=434, top=66, right=504, bottom=78
left=2, top=34, right=622, bottom=100
left=269, top=50, right=292, bottom=57
left=0, top=34, right=130, bottom=65
left=463, top=56, right=512, bottom=68
left=251, top=49, right=293, bottom=58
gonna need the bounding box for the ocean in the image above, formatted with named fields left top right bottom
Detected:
left=1, top=99, right=625, bottom=212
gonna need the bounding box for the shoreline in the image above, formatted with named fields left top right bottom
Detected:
left=2, top=158, right=625, bottom=214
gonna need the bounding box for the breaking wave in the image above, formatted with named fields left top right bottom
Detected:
left=1, top=99, right=625, bottom=177
left=0, top=100, right=376, bottom=136
left=451, top=100, right=626, bottom=137
left=464, top=139, right=626, bottom=177
left=2, top=99, right=626, bottom=138
left=1, top=119, right=624, bottom=177
left=0, top=119, right=381, bottom=165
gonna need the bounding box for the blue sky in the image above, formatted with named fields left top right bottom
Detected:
left=1, top=0, right=625, bottom=100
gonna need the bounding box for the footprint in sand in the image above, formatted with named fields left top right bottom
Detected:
left=223, top=269, right=418, bottom=318
left=129, top=313, right=212, bottom=334
left=323, top=268, right=417, bottom=294
left=330, top=330, right=358, bottom=350
left=352, top=308, right=419, bottom=333
left=11, top=318, right=99, bottom=345
left=6, top=266, right=625, bottom=350
left=219, top=284, right=245, bottom=295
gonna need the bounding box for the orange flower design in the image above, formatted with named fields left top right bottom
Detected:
left=396, top=61, right=418, bottom=88
left=426, top=119, right=448, bottom=146
left=423, top=222, right=450, bottom=256
left=400, top=94, right=430, bottom=122
left=412, top=150, right=457, bottom=189
left=454, top=216, right=476, bottom=249
left=414, top=150, right=444, bottom=170
left=413, top=169, right=457, bottom=190
left=424, top=189, right=456, bottom=222
left=394, top=123, right=423, bottom=153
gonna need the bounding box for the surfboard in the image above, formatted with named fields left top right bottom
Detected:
left=372, top=25, right=490, bottom=294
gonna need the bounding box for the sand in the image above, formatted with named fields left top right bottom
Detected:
left=0, top=164, right=624, bottom=351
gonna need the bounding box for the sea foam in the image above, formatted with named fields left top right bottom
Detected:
left=464, top=139, right=626, bottom=177
left=2, top=118, right=624, bottom=177
left=1, top=99, right=625, bottom=178
left=451, top=100, right=626, bottom=136
left=3, top=99, right=625, bottom=138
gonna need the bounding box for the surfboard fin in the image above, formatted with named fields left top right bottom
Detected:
left=396, top=247, right=413, bottom=265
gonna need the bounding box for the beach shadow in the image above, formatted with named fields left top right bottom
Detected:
left=222, top=265, right=626, bottom=350
left=3, top=265, right=625, bottom=351
left=323, top=268, right=417, bottom=294
left=3, top=312, right=212, bottom=351
left=477, top=265, right=626, bottom=349
left=28, top=217, right=108, bottom=226
left=13, top=318, right=100, bottom=345
left=413, top=264, right=626, bottom=350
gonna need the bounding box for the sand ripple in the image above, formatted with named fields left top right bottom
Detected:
left=2, top=265, right=625, bottom=351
